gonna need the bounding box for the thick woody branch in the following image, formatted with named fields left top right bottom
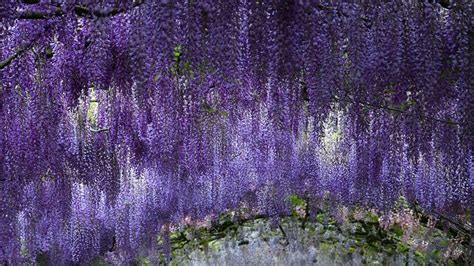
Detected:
left=1, top=2, right=143, bottom=70
left=17, top=2, right=143, bottom=20
left=334, top=95, right=465, bottom=127
left=0, top=40, right=37, bottom=70
left=90, top=127, right=110, bottom=133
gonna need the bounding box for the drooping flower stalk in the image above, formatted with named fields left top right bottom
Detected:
left=0, top=1, right=472, bottom=263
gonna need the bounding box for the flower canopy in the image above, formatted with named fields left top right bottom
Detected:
left=0, top=0, right=472, bottom=264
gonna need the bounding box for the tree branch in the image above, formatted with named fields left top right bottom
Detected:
left=1, top=2, right=143, bottom=70
left=0, top=38, right=38, bottom=70
left=18, top=7, right=63, bottom=19
left=21, top=0, right=40, bottom=4
left=17, top=2, right=143, bottom=20
left=329, top=79, right=465, bottom=126
left=334, top=95, right=465, bottom=127
left=90, top=127, right=109, bottom=133
left=301, top=79, right=465, bottom=127
left=278, top=224, right=288, bottom=239
left=432, top=210, right=471, bottom=236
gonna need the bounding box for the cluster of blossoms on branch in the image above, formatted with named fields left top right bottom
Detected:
left=0, top=0, right=472, bottom=264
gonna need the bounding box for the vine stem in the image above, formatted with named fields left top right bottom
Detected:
left=0, top=2, right=144, bottom=70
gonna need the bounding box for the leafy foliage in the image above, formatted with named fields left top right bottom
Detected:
left=0, top=1, right=472, bottom=264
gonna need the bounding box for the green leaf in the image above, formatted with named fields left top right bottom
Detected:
left=173, top=45, right=182, bottom=57
left=447, top=259, right=457, bottom=266
left=316, top=213, right=325, bottom=223
left=319, top=242, right=331, bottom=252
left=438, top=239, right=449, bottom=247
left=44, top=46, right=53, bottom=58
left=415, top=250, right=425, bottom=259
left=431, top=249, right=440, bottom=258
left=288, top=194, right=305, bottom=206
left=391, top=224, right=403, bottom=237
left=397, top=243, right=409, bottom=253
left=220, top=111, right=229, bottom=117
left=365, top=212, right=379, bottom=224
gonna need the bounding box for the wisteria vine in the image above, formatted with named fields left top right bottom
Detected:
left=0, top=0, right=473, bottom=264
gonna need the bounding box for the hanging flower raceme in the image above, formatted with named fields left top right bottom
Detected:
left=0, top=1, right=472, bottom=263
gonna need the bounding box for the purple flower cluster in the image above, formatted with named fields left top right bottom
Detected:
left=0, top=1, right=472, bottom=263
